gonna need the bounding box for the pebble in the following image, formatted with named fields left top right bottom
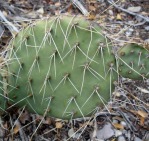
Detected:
left=68, top=128, right=83, bottom=139
left=145, top=26, right=149, bottom=31
left=113, top=119, right=118, bottom=124
left=96, top=122, right=114, bottom=140
left=114, top=129, right=122, bottom=137
left=117, top=136, right=126, bottom=141
left=145, top=39, right=149, bottom=43
left=125, top=130, right=131, bottom=140
left=108, top=10, right=114, bottom=16
left=68, top=128, right=75, bottom=138
left=135, top=16, right=143, bottom=22
left=120, top=121, right=127, bottom=127
left=97, top=0, right=105, bottom=2
left=134, top=137, right=142, bottom=141
left=127, top=6, right=141, bottom=13
left=125, top=28, right=134, bottom=37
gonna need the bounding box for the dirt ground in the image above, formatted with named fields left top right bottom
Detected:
left=0, top=0, right=149, bottom=141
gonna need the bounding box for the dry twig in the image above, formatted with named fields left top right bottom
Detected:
left=71, top=0, right=89, bottom=16
left=107, top=0, right=149, bottom=23
left=0, top=10, right=19, bottom=34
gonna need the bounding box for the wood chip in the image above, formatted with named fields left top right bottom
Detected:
left=113, top=123, right=124, bottom=129
left=55, top=122, right=63, bottom=129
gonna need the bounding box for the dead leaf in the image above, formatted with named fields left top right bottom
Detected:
left=116, top=14, right=122, bottom=20
left=89, top=5, right=96, bottom=11
left=67, top=4, right=73, bottom=13
left=87, top=0, right=96, bottom=4
left=55, top=2, right=61, bottom=7
left=114, top=92, right=121, bottom=97
left=87, top=13, right=96, bottom=20
left=55, top=122, right=63, bottom=129
left=18, top=109, right=30, bottom=124
left=130, top=110, right=148, bottom=118
left=113, top=116, right=123, bottom=121
left=36, top=7, right=44, bottom=14
left=113, top=123, right=124, bottom=129
left=2, top=11, right=7, bottom=17
left=130, top=110, right=137, bottom=115
left=3, top=122, right=8, bottom=129
left=111, top=138, right=116, bottom=141
left=44, top=117, right=52, bottom=125
left=144, top=42, right=149, bottom=50
left=137, top=110, right=148, bottom=118
left=55, top=10, right=60, bottom=15
left=0, top=57, right=4, bottom=64
left=140, top=116, right=145, bottom=126
left=13, top=125, right=20, bottom=134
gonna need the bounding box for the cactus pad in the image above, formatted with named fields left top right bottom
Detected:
left=6, top=16, right=117, bottom=119
left=118, top=43, right=149, bottom=79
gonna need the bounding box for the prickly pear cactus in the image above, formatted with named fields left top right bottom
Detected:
left=117, top=43, right=149, bottom=79
left=6, top=15, right=118, bottom=119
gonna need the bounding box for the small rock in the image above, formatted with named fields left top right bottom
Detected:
left=68, top=128, right=75, bottom=138
left=134, top=136, right=142, bottom=141
left=145, top=39, right=149, bottom=43
left=36, top=7, right=44, bottom=14
left=128, top=20, right=134, bottom=25
left=127, top=6, right=141, bottom=13
left=97, top=0, right=105, bottom=2
left=118, top=136, right=126, bottom=141
left=120, top=121, right=127, bottom=127
left=75, top=133, right=82, bottom=139
left=108, top=10, right=113, bottom=16
left=135, top=16, right=143, bottom=22
left=113, top=119, right=118, bottom=124
left=96, top=122, right=114, bottom=140
left=125, top=28, right=134, bottom=37
left=145, top=26, right=149, bottom=31
left=125, top=130, right=131, bottom=140
left=68, top=128, right=82, bottom=139
left=115, top=129, right=122, bottom=137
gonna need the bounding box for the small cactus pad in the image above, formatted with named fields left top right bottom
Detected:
left=6, top=16, right=117, bottom=119
left=118, top=43, right=149, bottom=79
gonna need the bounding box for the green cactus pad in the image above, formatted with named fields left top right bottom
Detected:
left=118, top=43, right=149, bottom=79
left=6, top=15, right=117, bottom=119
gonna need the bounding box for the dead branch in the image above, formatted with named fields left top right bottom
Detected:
left=0, top=10, right=19, bottom=34
left=71, top=0, right=89, bottom=16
